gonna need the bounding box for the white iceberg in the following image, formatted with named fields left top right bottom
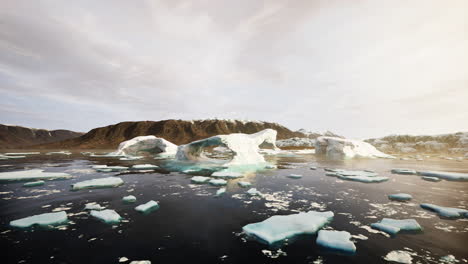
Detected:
left=84, top=202, right=106, bottom=210
left=0, top=169, right=71, bottom=182
left=315, top=136, right=394, bottom=159
left=383, top=250, right=413, bottom=264
left=246, top=188, right=262, bottom=196
left=237, top=181, right=252, bottom=188
left=209, top=179, right=227, bottom=186
left=242, top=211, right=334, bottom=245
left=71, top=177, right=124, bottom=190
left=215, top=188, right=226, bottom=196
left=371, top=218, right=422, bottom=235
left=417, top=171, right=468, bottom=181
left=23, top=180, right=45, bottom=187
left=391, top=169, right=417, bottom=175
left=90, top=209, right=122, bottom=224
left=113, top=135, right=178, bottom=156
left=10, top=211, right=68, bottom=228
left=190, top=176, right=211, bottom=184
left=388, top=193, right=412, bottom=201
left=420, top=203, right=468, bottom=218
left=316, top=230, right=356, bottom=254
left=176, top=129, right=279, bottom=166
left=122, top=195, right=137, bottom=203
left=130, top=164, right=159, bottom=170
left=135, top=200, right=159, bottom=214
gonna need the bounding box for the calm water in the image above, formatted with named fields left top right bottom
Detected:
left=1, top=153, right=467, bottom=264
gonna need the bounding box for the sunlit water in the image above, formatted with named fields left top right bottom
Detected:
left=1, top=153, right=467, bottom=263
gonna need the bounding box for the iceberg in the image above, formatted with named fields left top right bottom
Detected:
left=71, top=177, right=124, bottom=190
left=388, top=193, right=412, bottom=201
left=23, top=180, right=45, bottom=187
left=122, top=195, right=137, bottom=203
left=130, top=164, right=159, bottom=170
left=316, top=230, right=356, bottom=254
left=287, top=174, right=303, bottom=179
left=215, top=188, right=226, bottom=196
left=371, top=218, right=422, bottom=235
left=0, top=169, right=72, bottom=182
left=237, top=181, right=252, bottom=188
left=421, top=176, right=441, bottom=182
left=190, top=176, right=211, bottom=184
left=417, top=171, right=468, bottom=181
left=10, top=211, right=68, bottom=228
left=242, top=211, right=334, bottom=245
left=315, top=136, right=394, bottom=159
left=383, top=250, right=413, bottom=264
left=90, top=209, right=122, bottom=224
left=420, top=203, right=468, bottom=218
left=176, top=129, right=279, bottom=166
left=113, top=135, right=178, bottom=156
left=209, top=179, right=227, bottom=186
left=246, top=188, right=262, bottom=196
left=391, top=169, right=417, bottom=175
left=135, top=200, right=159, bottom=214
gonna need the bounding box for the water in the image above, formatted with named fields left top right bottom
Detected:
left=1, top=153, right=467, bottom=263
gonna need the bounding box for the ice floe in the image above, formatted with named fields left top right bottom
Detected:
left=417, top=171, right=468, bottom=181
left=242, top=211, right=333, bottom=245
left=90, top=209, right=122, bottom=224
left=209, top=179, right=227, bottom=186
left=388, top=193, right=413, bottom=201
left=129, top=261, right=151, bottom=264
left=315, top=136, right=394, bottom=159
left=326, top=169, right=388, bottom=183
left=23, top=180, right=45, bottom=187
left=371, top=218, right=422, bottom=235
left=10, top=211, right=68, bottom=228
left=5, top=152, right=40, bottom=155
left=93, top=165, right=128, bottom=172
left=421, top=176, right=441, bottom=182
left=237, top=181, right=252, bottom=188
left=211, top=171, right=243, bottom=178
left=84, top=202, right=106, bottom=210
left=0, top=169, right=72, bottom=182
left=71, top=177, right=124, bottom=190
left=113, top=135, right=178, bottom=156
left=419, top=204, right=468, bottom=218
left=316, top=230, right=356, bottom=254
left=391, top=169, right=417, bottom=175
left=135, top=200, right=159, bottom=214
left=215, top=188, right=226, bottom=196
left=383, top=250, right=413, bottom=264
left=130, top=164, right=159, bottom=170
left=122, top=195, right=137, bottom=203
left=287, top=174, right=303, bottom=179
left=439, top=255, right=459, bottom=263
left=190, top=176, right=211, bottom=184
left=246, top=188, right=262, bottom=196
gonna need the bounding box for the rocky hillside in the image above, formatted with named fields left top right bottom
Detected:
left=0, top=124, right=83, bottom=149
left=366, top=132, right=468, bottom=154
left=34, top=119, right=306, bottom=149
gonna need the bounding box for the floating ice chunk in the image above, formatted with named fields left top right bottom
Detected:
left=265, top=164, right=277, bottom=169
left=242, top=211, right=334, bottom=245
left=417, top=171, right=468, bottom=181
left=315, top=136, right=394, bottom=159
left=94, top=165, right=128, bottom=172
left=310, top=166, right=317, bottom=170
left=129, top=261, right=151, bottom=264
left=211, top=171, right=243, bottom=178
left=326, top=169, right=388, bottom=183
left=10, top=211, right=68, bottom=228
left=287, top=174, right=303, bottom=179
left=383, top=250, right=413, bottom=264
left=71, top=177, right=124, bottom=190
left=238, top=181, right=252, bottom=188
left=371, top=218, right=422, bottom=235
left=113, top=135, right=178, bottom=156
left=0, top=169, right=71, bottom=182
left=316, top=230, right=356, bottom=254
left=135, top=200, right=159, bottom=214
left=0, top=154, right=25, bottom=159
left=388, top=193, right=412, bottom=201
left=122, top=195, right=137, bottom=203
left=5, top=152, right=40, bottom=155
left=190, top=176, right=211, bottom=184
left=119, top=257, right=129, bottom=262
left=391, top=169, right=417, bottom=175
left=90, top=209, right=122, bottom=224
left=246, top=188, right=262, bottom=196
left=338, top=175, right=388, bottom=183
left=439, top=255, right=459, bottom=263
left=90, top=153, right=126, bottom=158
left=209, top=179, right=227, bottom=186
left=84, top=202, right=105, bottom=210
left=23, top=180, right=45, bottom=187
left=119, top=156, right=143, bottom=161
left=130, top=164, right=159, bottom=170
left=420, top=203, right=468, bottom=219
left=216, top=188, right=226, bottom=196
left=46, top=151, right=72, bottom=155
left=421, top=176, right=441, bottom=182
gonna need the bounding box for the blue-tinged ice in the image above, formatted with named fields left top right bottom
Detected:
left=85, top=202, right=105, bottom=210
left=388, top=193, right=412, bottom=201
left=287, top=174, right=303, bottom=179
left=439, top=255, right=459, bottom=263
left=23, top=180, right=45, bottom=187
left=316, top=230, right=356, bottom=254
left=420, top=203, right=468, bottom=218
left=242, top=211, right=334, bottom=245
left=90, top=209, right=122, bottom=224
left=10, top=211, right=68, bottom=228
left=135, top=200, right=159, bottom=214
left=0, top=169, right=71, bottom=182
left=246, top=188, right=262, bottom=196
left=209, top=179, right=227, bottom=186
left=238, top=181, right=252, bottom=188
left=417, top=171, right=468, bottom=181
left=211, top=171, right=243, bottom=178
left=122, top=195, right=137, bottom=203
left=190, top=176, right=211, bottom=184
left=421, top=176, right=441, bottom=182
left=391, top=168, right=417, bottom=175
left=371, top=218, right=422, bottom=235
left=71, top=177, right=124, bottom=190
left=215, top=188, right=226, bottom=196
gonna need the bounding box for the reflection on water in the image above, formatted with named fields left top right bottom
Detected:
left=0, top=153, right=467, bottom=263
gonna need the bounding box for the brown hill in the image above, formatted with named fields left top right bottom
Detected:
left=0, top=124, right=84, bottom=149
left=34, top=119, right=306, bottom=149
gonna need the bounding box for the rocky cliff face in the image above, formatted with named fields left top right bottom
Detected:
left=34, top=119, right=305, bottom=149
left=0, top=124, right=83, bottom=149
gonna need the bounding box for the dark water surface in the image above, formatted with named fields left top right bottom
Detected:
left=1, top=153, right=467, bottom=264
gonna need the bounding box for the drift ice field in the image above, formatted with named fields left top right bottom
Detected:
left=0, top=133, right=467, bottom=264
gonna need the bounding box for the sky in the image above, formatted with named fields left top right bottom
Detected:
left=1, top=0, right=467, bottom=139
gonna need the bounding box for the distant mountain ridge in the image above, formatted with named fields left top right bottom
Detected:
left=0, top=124, right=84, bottom=149
left=33, top=119, right=306, bottom=149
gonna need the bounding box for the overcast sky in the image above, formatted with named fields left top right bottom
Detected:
left=1, top=0, right=467, bottom=139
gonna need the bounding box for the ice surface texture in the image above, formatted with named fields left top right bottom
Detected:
left=10, top=211, right=68, bottom=228
left=113, top=135, right=178, bottom=156
left=0, top=169, right=71, bottom=182
left=315, top=136, right=394, bottom=159
left=316, top=230, right=356, bottom=254
left=71, top=177, right=124, bottom=190
left=420, top=203, right=468, bottom=218
left=371, top=218, right=422, bottom=235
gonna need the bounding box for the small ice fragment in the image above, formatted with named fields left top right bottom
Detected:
left=135, top=200, right=159, bottom=214
left=10, top=211, right=68, bottom=228
left=216, top=188, right=226, bottom=196
left=439, top=255, right=459, bottom=263
left=130, top=164, right=159, bottom=170
left=371, top=218, right=422, bottom=235
left=383, top=250, right=413, bottom=264
left=391, top=169, right=417, bottom=175
left=23, top=180, right=45, bottom=187
left=209, top=179, right=227, bottom=186
left=287, top=174, right=303, bottom=179
left=420, top=203, right=468, bottom=219
left=95, top=166, right=128, bottom=172
left=265, top=164, right=277, bottom=169
left=242, top=211, right=334, bottom=245
left=190, top=176, right=210, bottom=184
left=237, top=181, right=252, bottom=188
left=71, top=177, right=124, bottom=190
left=129, top=261, right=151, bottom=264
left=246, top=188, right=262, bottom=196
left=388, top=193, right=412, bottom=201
left=84, top=203, right=105, bottom=210
left=119, top=257, right=129, bottom=262
left=310, top=166, right=317, bottom=170
left=418, top=171, right=468, bottom=181
left=90, top=209, right=122, bottom=224
left=316, top=230, right=356, bottom=254
left=421, top=176, right=441, bottom=182
left=211, top=171, right=243, bottom=178
left=0, top=169, right=71, bottom=182
left=122, top=195, right=137, bottom=203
